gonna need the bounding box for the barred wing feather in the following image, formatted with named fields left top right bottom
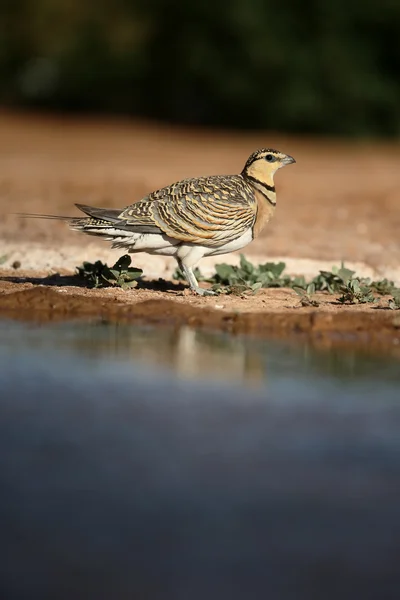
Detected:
left=119, top=175, right=257, bottom=247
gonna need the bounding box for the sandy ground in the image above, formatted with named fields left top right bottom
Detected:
left=0, top=110, right=399, bottom=346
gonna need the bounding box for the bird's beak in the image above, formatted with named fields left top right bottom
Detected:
left=282, top=154, right=296, bottom=165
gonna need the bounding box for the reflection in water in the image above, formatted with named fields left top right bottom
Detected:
left=2, top=320, right=267, bottom=384
left=0, top=320, right=400, bottom=599
left=1, top=319, right=400, bottom=389
left=95, top=324, right=266, bottom=385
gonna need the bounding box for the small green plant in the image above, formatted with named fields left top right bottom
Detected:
left=388, top=292, right=400, bottom=310
left=173, top=255, right=306, bottom=295
left=293, top=283, right=320, bottom=307
left=0, top=254, right=9, bottom=265
left=338, top=279, right=376, bottom=304
left=113, top=253, right=399, bottom=306
left=76, top=254, right=143, bottom=289
left=179, top=258, right=400, bottom=306
left=210, top=254, right=306, bottom=290
left=309, top=262, right=384, bottom=305
left=311, top=264, right=356, bottom=293
left=370, top=278, right=396, bottom=295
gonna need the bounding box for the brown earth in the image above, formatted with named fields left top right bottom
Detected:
left=1, top=271, right=400, bottom=357
left=0, top=110, right=400, bottom=350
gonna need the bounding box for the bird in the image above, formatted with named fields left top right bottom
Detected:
left=22, top=148, right=295, bottom=295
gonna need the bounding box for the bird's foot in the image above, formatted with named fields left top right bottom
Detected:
left=191, top=285, right=217, bottom=296
left=177, top=261, right=218, bottom=296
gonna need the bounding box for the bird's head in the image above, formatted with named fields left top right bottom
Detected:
left=242, top=148, right=296, bottom=185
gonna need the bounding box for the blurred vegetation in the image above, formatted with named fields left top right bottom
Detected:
left=1, top=0, right=399, bottom=135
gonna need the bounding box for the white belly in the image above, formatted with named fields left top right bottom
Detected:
left=111, top=228, right=254, bottom=264
left=203, top=228, right=253, bottom=257
left=172, top=228, right=254, bottom=268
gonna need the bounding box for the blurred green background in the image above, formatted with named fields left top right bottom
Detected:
left=1, top=0, right=399, bottom=136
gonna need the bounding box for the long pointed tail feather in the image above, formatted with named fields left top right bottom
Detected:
left=15, top=202, right=121, bottom=223
left=15, top=212, right=73, bottom=221
left=14, top=204, right=163, bottom=237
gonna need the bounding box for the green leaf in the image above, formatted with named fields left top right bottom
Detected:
left=214, top=263, right=235, bottom=283
left=239, top=254, right=254, bottom=273
left=113, top=254, right=132, bottom=270
left=293, top=286, right=306, bottom=296
left=262, top=261, right=286, bottom=278
left=126, top=269, right=143, bottom=279
left=306, top=282, right=315, bottom=295
left=121, top=280, right=139, bottom=289
left=371, top=279, right=396, bottom=295
left=292, top=276, right=307, bottom=288
left=338, top=267, right=355, bottom=282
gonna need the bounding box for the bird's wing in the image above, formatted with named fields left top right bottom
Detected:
left=118, top=175, right=257, bottom=247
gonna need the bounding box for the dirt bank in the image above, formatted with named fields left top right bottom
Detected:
left=1, top=275, right=399, bottom=357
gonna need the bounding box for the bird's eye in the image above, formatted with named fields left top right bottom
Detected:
left=265, top=154, right=275, bottom=162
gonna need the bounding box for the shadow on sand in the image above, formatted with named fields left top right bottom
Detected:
left=0, top=272, right=186, bottom=293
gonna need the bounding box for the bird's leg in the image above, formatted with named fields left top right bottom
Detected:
left=176, top=259, right=216, bottom=296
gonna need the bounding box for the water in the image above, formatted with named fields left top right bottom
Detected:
left=0, top=319, right=399, bottom=600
